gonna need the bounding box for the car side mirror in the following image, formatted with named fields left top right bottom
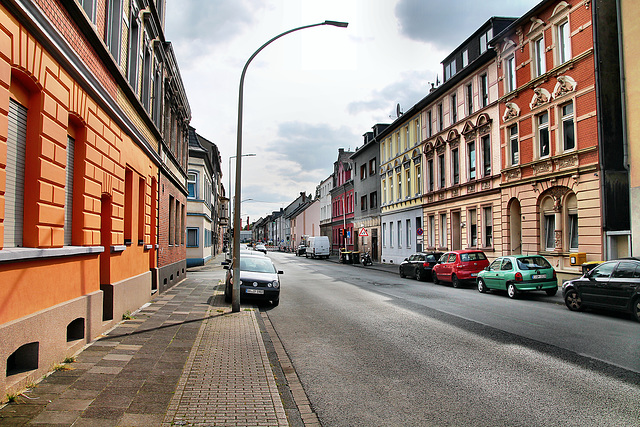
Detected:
left=278, top=270, right=284, bottom=275
left=221, top=261, right=229, bottom=266
left=223, top=265, right=230, bottom=270
left=404, top=258, right=408, bottom=262
left=484, top=266, right=490, bottom=271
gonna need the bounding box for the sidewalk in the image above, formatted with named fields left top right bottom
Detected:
left=0, top=253, right=289, bottom=427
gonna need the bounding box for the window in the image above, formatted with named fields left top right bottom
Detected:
left=480, top=28, right=492, bottom=54
left=469, top=209, right=477, bottom=247
left=462, top=49, right=469, bottom=67
left=416, top=216, right=422, bottom=251
left=506, top=55, right=516, bottom=93
left=405, top=169, right=411, bottom=198
left=104, top=0, right=122, bottom=62
left=445, top=60, right=456, bottom=80
left=398, top=221, right=402, bottom=248
left=567, top=193, right=578, bottom=251
left=168, top=195, right=175, bottom=245
left=538, top=112, right=550, bottom=157
left=141, top=36, right=152, bottom=110
left=79, top=0, right=97, bottom=23
left=466, top=83, right=473, bottom=116
left=415, top=119, right=420, bottom=145
left=557, top=21, right=571, bottom=65
left=544, top=214, right=555, bottom=250
left=127, top=6, right=140, bottom=91
left=613, top=262, right=637, bottom=279
left=361, top=195, right=368, bottom=211
left=480, top=74, right=489, bottom=107
left=406, top=219, right=412, bottom=248
left=124, top=169, right=134, bottom=244
left=382, top=179, right=386, bottom=204
left=427, top=111, right=433, bottom=137
left=369, top=159, right=376, bottom=175
left=533, top=37, right=546, bottom=77
left=370, top=192, right=377, bottom=209
left=483, top=206, right=492, bottom=247
left=390, top=177, right=394, bottom=202
left=451, top=93, right=457, bottom=124
left=152, top=62, right=163, bottom=127
left=428, top=216, right=435, bottom=247
left=187, top=172, right=197, bottom=198
left=468, top=141, right=476, bottom=180
left=561, top=102, right=575, bottom=151
left=138, top=177, right=145, bottom=244
left=428, top=159, right=434, bottom=192
left=452, top=148, right=459, bottom=185
left=383, top=223, right=387, bottom=247
left=439, top=213, right=447, bottom=248
left=405, top=127, right=409, bottom=151
left=397, top=173, right=402, bottom=200
left=415, top=163, right=421, bottom=195
left=187, top=228, right=198, bottom=247
left=381, top=142, right=386, bottom=161
left=481, top=135, right=491, bottom=176
left=509, top=125, right=519, bottom=165
left=438, top=154, right=445, bottom=188
left=6, top=99, right=28, bottom=248
left=396, top=133, right=400, bottom=155
left=390, top=222, right=394, bottom=247
left=437, top=104, right=443, bottom=132
left=360, top=164, right=367, bottom=180
left=64, top=136, right=75, bottom=246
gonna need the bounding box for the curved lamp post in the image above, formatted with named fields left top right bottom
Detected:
left=232, top=20, right=348, bottom=312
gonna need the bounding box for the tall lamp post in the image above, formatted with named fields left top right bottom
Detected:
left=232, top=20, right=348, bottom=312
left=229, top=154, right=256, bottom=236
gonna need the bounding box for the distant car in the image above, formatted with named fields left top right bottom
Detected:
left=223, top=254, right=283, bottom=306
left=241, top=249, right=265, bottom=257
left=562, top=258, right=640, bottom=322
left=255, top=244, right=267, bottom=254
left=432, top=250, right=489, bottom=288
left=305, top=236, right=330, bottom=259
left=477, top=255, right=558, bottom=299
left=296, top=245, right=306, bottom=256
left=399, top=252, right=443, bottom=281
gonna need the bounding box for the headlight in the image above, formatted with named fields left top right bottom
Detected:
left=272, top=281, right=280, bottom=289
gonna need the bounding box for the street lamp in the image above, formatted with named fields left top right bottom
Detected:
left=232, top=20, right=348, bottom=312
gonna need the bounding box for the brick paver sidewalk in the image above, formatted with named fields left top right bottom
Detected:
left=0, top=255, right=288, bottom=426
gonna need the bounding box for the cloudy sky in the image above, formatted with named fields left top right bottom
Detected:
left=165, top=0, right=539, bottom=222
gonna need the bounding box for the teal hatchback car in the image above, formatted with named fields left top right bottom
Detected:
left=477, top=255, right=558, bottom=298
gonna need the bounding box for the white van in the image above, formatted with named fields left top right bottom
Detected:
left=305, top=236, right=330, bottom=259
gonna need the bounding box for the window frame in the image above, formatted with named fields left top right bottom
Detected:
left=467, top=141, right=476, bottom=181
left=187, top=171, right=198, bottom=199
left=481, top=134, right=491, bottom=177
left=509, top=125, right=519, bottom=166
left=466, top=82, right=473, bottom=116
left=505, top=55, right=516, bottom=93
left=560, top=101, right=575, bottom=152
left=452, top=148, right=459, bottom=185
left=186, top=227, right=199, bottom=248
left=537, top=112, right=550, bottom=158
left=533, top=36, right=546, bottom=77
left=480, top=73, right=489, bottom=107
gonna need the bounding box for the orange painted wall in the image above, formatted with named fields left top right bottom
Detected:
left=0, top=255, right=100, bottom=324
left=0, top=4, right=158, bottom=322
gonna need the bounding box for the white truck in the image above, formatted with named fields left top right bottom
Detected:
left=305, top=236, right=330, bottom=259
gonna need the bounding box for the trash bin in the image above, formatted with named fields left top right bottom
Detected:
left=581, top=261, right=602, bottom=275
left=340, top=251, right=352, bottom=264
left=352, top=252, right=360, bottom=264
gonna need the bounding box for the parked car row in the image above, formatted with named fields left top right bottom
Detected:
left=399, top=250, right=640, bottom=322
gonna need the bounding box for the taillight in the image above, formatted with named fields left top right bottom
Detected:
left=515, top=272, right=523, bottom=282
left=423, top=262, right=429, bottom=268
left=553, top=270, right=557, bottom=279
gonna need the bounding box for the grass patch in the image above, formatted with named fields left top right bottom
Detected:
left=6, top=393, right=17, bottom=403
left=53, top=364, right=73, bottom=371
left=122, top=311, right=135, bottom=320
left=243, top=308, right=254, bottom=311
left=63, top=356, right=76, bottom=364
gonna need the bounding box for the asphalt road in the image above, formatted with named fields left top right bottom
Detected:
left=263, top=252, right=640, bottom=427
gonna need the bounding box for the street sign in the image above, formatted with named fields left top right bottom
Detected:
left=359, top=228, right=369, bottom=237
left=346, top=231, right=351, bottom=238
left=416, top=228, right=423, bottom=236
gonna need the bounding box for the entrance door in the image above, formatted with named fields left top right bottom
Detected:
left=372, top=229, right=378, bottom=261
left=100, top=194, right=113, bottom=321
left=509, top=200, right=522, bottom=254
left=451, top=211, right=461, bottom=250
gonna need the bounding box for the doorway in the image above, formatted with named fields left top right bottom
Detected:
left=451, top=211, right=461, bottom=250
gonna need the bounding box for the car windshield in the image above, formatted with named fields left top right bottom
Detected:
left=239, top=257, right=276, bottom=274
left=460, top=252, right=487, bottom=262
left=517, top=257, right=551, bottom=270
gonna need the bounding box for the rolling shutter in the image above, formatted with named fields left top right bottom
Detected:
left=65, top=136, right=75, bottom=245
left=5, top=99, right=27, bottom=248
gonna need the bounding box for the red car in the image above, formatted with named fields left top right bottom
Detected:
left=432, top=250, right=490, bottom=288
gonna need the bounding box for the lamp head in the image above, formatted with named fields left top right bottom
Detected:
left=324, top=20, right=349, bottom=28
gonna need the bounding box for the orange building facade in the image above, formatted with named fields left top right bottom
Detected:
left=0, top=0, right=189, bottom=399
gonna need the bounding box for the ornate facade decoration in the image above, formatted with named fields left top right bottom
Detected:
left=503, top=102, right=520, bottom=121
left=529, top=87, right=551, bottom=109
left=467, top=184, right=476, bottom=193
left=555, top=154, right=579, bottom=169
left=532, top=160, right=553, bottom=175
left=481, top=181, right=491, bottom=190
left=504, top=168, right=521, bottom=181
left=552, top=75, right=577, bottom=99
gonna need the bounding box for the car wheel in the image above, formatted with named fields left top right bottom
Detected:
left=433, top=273, right=439, bottom=285
left=452, top=274, right=461, bottom=288
left=545, top=288, right=558, bottom=296
left=477, top=278, right=487, bottom=293
left=399, top=267, right=406, bottom=278
left=416, top=269, right=423, bottom=281
left=564, top=289, right=583, bottom=311
left=507, top=283, right=518, bottom=299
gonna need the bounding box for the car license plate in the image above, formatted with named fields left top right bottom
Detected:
left=532, top=274, right=546, bottom=279
left=246, top=289, right=264, bottom=295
